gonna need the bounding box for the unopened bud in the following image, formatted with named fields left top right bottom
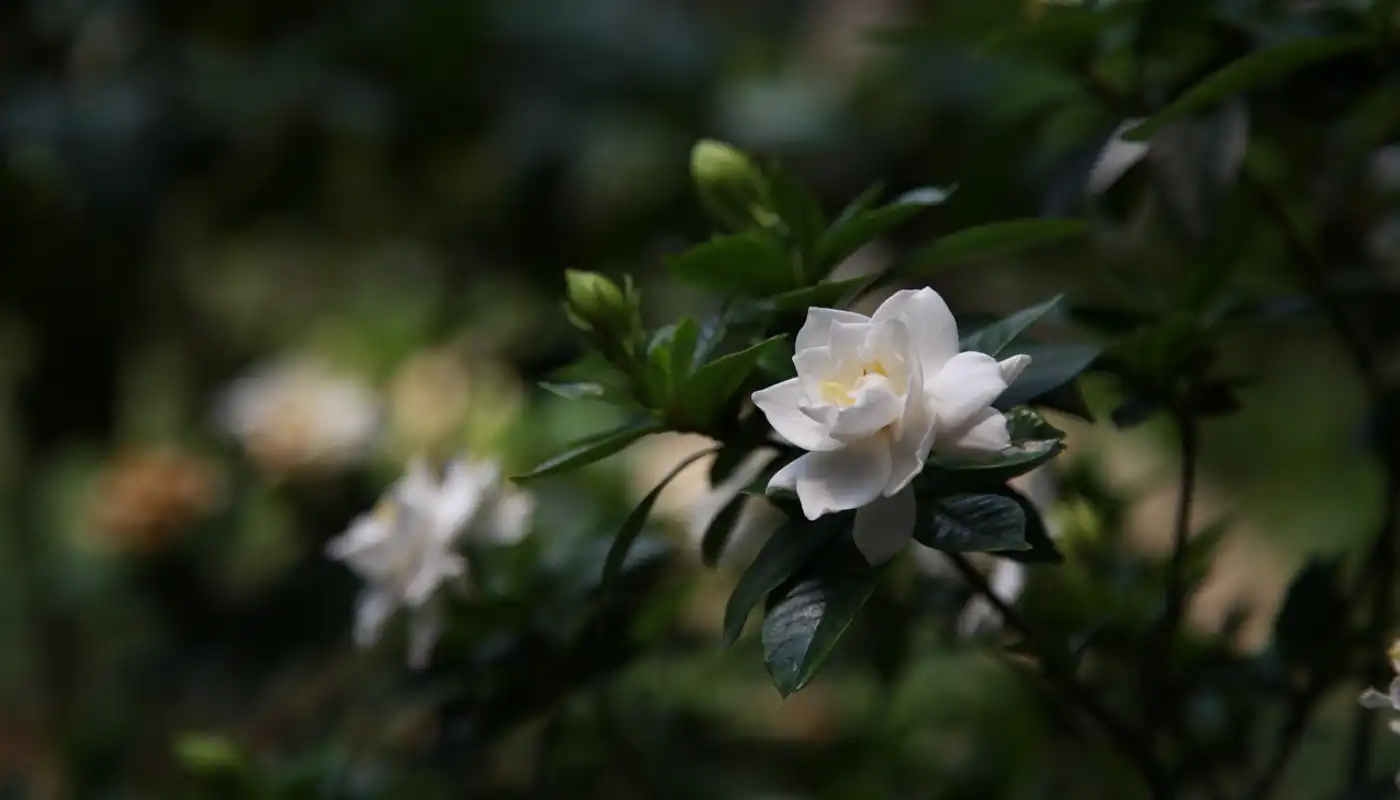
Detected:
left=564, top=270, right=636, bottom=342
left=691, top=139, right=767, bottom=231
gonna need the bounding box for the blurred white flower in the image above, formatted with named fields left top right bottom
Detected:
left=752, top=288, right=1030, bottom=564
left=216, top=356, right=380, bottom=477
left=1359, top=640, right=1400, bottom=723
left=326, top=456, right=533, bottom=669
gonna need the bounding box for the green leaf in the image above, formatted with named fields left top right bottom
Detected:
left=762, top=537, right=881, bottom=696
left=644, top=327, right=676, bottom=408
left=515, top=421, right=665, bottom=481
left=961, top=295, right=1065, bottom=357
left=1005, top=406, right=1068, bottom=445
left=927, top=441, right=1065, bottom=490
left=912, top=493, right=1029, bottom=554
left=723, top=515, right=844, bottom=645
left=900, top=220, right=1088, bottom=278
left=814, top=185, right=953, bottom=277
left=995, top=343, right=1101, bottom=409
left=1272, top=556, right=1348, bottom=672
left=667, top=232, right=794, bottom=296
left=670, top=317, right=701, bottom=384
left=602, top=447, right=719, bottom=588
left=1124, top=36, right=1371, bottom=142
left=767, top=166, right=826, bottom=272
left=682, top=335, right=787, bottom=424
left=766, top=277, right=867, bottom=312
left=701, top=493, right=748, bottom=568
left=996, top=487, right=1064, bottom=564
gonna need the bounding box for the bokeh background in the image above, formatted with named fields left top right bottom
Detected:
left=1, top=0, right=1397, bottom=796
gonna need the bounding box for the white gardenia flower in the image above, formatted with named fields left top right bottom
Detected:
left=1359, top=641, right=1400, bottom=733
left=326, top=457, right=534, bottom=668
left=751, top=288, right=1030, bottom=565
left=216, top=356, right=380, bottom=476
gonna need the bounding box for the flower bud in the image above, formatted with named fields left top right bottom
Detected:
left=564, top=270, right=637, bottom=342
left=690, top=139, right=766, bottom=231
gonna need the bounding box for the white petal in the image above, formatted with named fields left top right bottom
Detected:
left=403, top=552, right=466, bottom=607
left=852, top=487, right=916, bottom=564
left=326, top=514, right=391, bottom=561
left=928, top=351, right=1010, bottom=433
left=1361, top=688, right=1393, bottom=709
left=406, top=602, right=444, bottom=670
left=999, top=354, right=1032, bottom=385
left=940, top=407, right=1012, bottom=454
left=434, top=459, right=500, bottom=542
left=872, top=288, right=959, bottom=376
left=988, top=559, right=1028, bottom=603
left=829, top=320, right=873, bottom=363
left=795, top=307, right=870, bottom=352
left=1388, top=676, right=1400, bottom=709
left=768, top=456, right=803, bottom=493
left=396, top=457, right=441, bottom=508
left=887, top=351, right=934, bottom=495
left=481, top=488, right=535, bottom=544
left=352, top=588, right=399, bottom=649
left=752, top=379, right=840, bottom=451
left=829, top=376, right=904, bottom=440
left=1087, top=119, right=1150, bottom=194
left=788, top=436, right=893, bottom=520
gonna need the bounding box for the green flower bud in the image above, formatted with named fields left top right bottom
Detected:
left=690, top=139, right=767, bottom=231
left=564, top=270, right=637, bottom=343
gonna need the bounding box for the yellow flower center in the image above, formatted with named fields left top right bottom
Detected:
left=818, top=362, right=889, bottom=408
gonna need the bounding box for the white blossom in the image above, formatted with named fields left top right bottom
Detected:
left=1359, top=641, right=1400, bottom=737
left=216, top=356, right=380, bottom=476
left=751, top=288, right=1030, bottom=564
left=326, top=457, right=533, bottom=668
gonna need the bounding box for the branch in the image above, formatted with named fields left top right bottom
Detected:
left=1162, top=407, right=1201, bottom=657
left=945, top=553, right=1172, bottom=799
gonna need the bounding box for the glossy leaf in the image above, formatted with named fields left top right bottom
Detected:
left=761, top=538, right=880, bottom=697
left=682, top=335, right=787, bottom=423
left=701, top=493, right=748, bottom=568
left=912, top=492, right=1029, bottom=554
left=996, top=486, right=1064, bottom=564
left=995, top=343, right=1101, bottom=409
left=1123, top=36, right=1372, bottom=141
left=814, top=185, right=953, bottom=276
left=723, top=515, right=845, bottom=645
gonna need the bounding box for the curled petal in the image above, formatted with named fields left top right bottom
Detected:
left=752, top=379, right=840, bottom=451
left=887, top=345, right=934, bottom=494
left=771, top=436, right=893, bottom=520
left=999, top=354, right=1032, bottom=385
left=795, top=307, right=871, bottom=353
left=829, top=376, right=904, bottom=440
left=872, top=288, right=959, bottom=377
left=928, top=351, right=1010, bottom=433
left=1361, top=687, right=1394, bottom=709
left=852, top=487, right=916, bottom=564
left=940, top=407, right=1012, bottom=454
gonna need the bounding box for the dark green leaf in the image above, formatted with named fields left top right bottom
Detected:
left=667, top=233, right=794, bottom=296
left=682, top=335, right=787, bottom=424
left=767, top=166, right=825, bottom=272
left=762, top=538, right=881, bottom=696
left=961, top=295, right=1065, bottom=357
left=701, top=493, right=748, bottom=568
left=1272, top=557, right=1348, bottom=672
left=913, top=492, right=1028, bottom=554
left=767, top=277, right=867, bottom=312
left=995, top=343, right=1102, bottom=409
left=997, top=486, right=1064, bottom=564
left=708, top=445, right=750, bottom=486
left=514, top=421, right=665, bottom=481
left=602, top=447, right=719, bottom=587
left=926, top=442, right=1065, bottom=491
left=900, top=220, right=1088, bottom=278
left=1124, top=36, right=1372, bottom=142
left=670, top=318, right=701, bottom=382
left=814, top=185, right=953, bottom=276
left=1005, top=406, right=1068, bottom=445
left=723, top=515, right=844, bottom=645
left=644, top=327, right=675, bottom=407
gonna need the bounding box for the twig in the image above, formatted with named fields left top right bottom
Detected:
left=945, top=553, right=1172, bottom=799
left=1162, top=406, right=1201, bottom=661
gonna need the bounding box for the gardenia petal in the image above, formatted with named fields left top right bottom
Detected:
left=943, top=407, right=1013, bottom=454
left=769, top=435, right=893, bottom=520
left=482, top=488, right=535, bottom=544
left=353, top=588, right=398, bottom=648
left=406, top=602, right=444, bottom=670
left=852, top=488, right=916, bottom=564
left=752, top=378, right=840, bottom=451
left=999, top=354, right=1032, bottom=385
left=872, top=288, right=959, bottom=377
left=828, top=375, right=904, bottom=439
left=795, top=307, right=870, bottom=352
left=928, top=351, right=1011, bottom=433
left=1361, top=688, right=1394, bottom=709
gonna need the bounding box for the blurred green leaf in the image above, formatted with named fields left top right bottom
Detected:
left=762, top=538, right=880, bottom=697
left=670, top=317, right=701, bottom=384
left=766, top=277, right=867, bottom=312
left=813, top=185, right=953, bottom=277
left=667, top=233, right=794, bottom=296
left=723, top=515, right=844, bottom=645
left=1272, top=556, right=1349, bottom=673
left=1124, top=36, right=1373, bottom=141
left=681, top=335, right=787, bottom=425
left=900, top=220, right=1088, bottom=278
left=961, top=295, right=1064, bottom=357
left=701, top=493, right=748, bottom=568
left=515, top=421, right=665, bottom=481
left=912, top=492, right=1029, bottom=554
left=602, top=446, right=719, bottom=587
left=767, top=166, right=826, bottom=273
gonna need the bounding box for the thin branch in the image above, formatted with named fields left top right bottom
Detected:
left=945, top=553, right=1172, bottom=799
left=1162, top=407, right=1201, bottom=654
